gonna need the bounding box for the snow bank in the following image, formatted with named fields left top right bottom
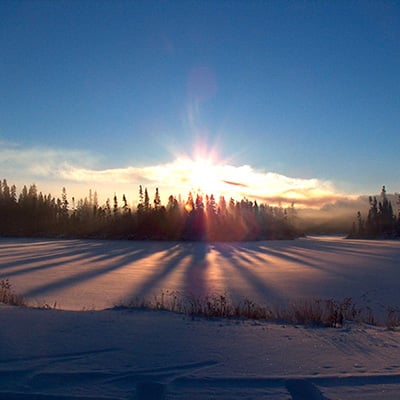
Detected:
left=0, top=306, right=399, bottom=399
left=1, top=236, right=400, bottom=398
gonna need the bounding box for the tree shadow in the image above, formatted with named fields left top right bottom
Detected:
left=184, top=242, right=209, bottom=297
left=212, top=242, right=284, bottom=304
left=1, top=236, right=400, bottom=311
left=132, top=243, right=188, bottom=300
left=0, top=239, right=174, bottom=300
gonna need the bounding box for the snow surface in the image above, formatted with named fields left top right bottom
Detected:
left=0, top=236, right=400, bottom=399
left=1, top=236, right=399, bottom=315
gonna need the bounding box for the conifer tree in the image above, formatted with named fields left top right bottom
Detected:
left=208, top=194, right=217, bottom=215
left=144, top=188, right=150, bottom=210
left=2, top=179, right=10, bottom=202
left=185, top=192, right=194, bottom=212
left=154, top=188, right=161, bottom=209
left=10, top=185, right=17, bottom=203
left=102, top=199, right=110, bottom=220
left=59, top=187, right=69, bottom=222
left=137, top=185, right=144, bottom=213
left=122, top=194, right=129, bottom=214
left=113, top=194, right=119, bottom=216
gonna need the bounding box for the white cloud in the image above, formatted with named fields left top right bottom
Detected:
left=49, top=158, right=347, bottom=208
left=0, top=140, right=95, bottom=179
left=0, top=141, right=350, bottom=208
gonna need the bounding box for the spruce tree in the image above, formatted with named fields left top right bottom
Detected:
left=144, top=188, right=150, bottom=210
left=154, top=188, right=161, bottom=209
left=113, top=194, right=119, bottom=217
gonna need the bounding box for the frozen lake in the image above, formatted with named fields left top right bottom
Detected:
left=0, top=236, right=399, bottom=312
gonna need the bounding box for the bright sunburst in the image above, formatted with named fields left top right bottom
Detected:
left=178, top=157, right=223, bottom=197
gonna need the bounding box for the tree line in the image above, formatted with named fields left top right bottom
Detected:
left=348, top=186, right=400, bottom=239
left=0, top=179, right=300, bottom=241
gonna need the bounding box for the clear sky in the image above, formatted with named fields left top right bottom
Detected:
left=1, top=1, right=399, bottom=207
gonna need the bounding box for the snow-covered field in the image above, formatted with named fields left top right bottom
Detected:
left=0, top=236, right=400, bottom=399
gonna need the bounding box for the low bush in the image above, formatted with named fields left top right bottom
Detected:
left=386, top=306, right=400, bottom=330
left=0, top=279, right=25, bottom=306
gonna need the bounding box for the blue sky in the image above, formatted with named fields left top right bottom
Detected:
left=1, top=1, right=399, bottom=207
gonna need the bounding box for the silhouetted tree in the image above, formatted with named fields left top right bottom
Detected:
left=113, top=194, right=119, bottom=217
left=122, top=194, right=130, bottom=215
left=154, top=188, right=161, bottom=209
left=144, top=188, right=150, bottom=211
left=0, top=178, right=302, bottom=241
left=349, top=186, right=398, bottom=239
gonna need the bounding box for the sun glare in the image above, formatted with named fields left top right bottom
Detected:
left=184, top=157, right=222, bottom=196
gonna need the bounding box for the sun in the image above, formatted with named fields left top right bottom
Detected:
left=190, top=158, right=213, bottom=189
left=167, top=142, right=246, bottom=201
left=177, top=157, right=224, bottom=198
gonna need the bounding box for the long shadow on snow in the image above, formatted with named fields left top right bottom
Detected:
left=131, top=242, right=211, bottom=301
left=22, top=240, right=173, bottom=298
left=0, top=252, right=99, bottom=279
left=288, top=237, right=400, bottom=260
left=0, top=239, right=118, bottom=269
left=184, top=242, right=209, bottom=297
left=212, top=242, right=284, bottom=304
left=128, top=243, right=189, bottom=300
left=248, top=241, right=361, bottom=280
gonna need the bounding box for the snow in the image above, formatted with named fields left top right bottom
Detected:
left=1, top=236, right=399, bottom=315
left=0, top=236, right=400, bottom=399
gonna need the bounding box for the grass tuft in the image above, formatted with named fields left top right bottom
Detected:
left=2, top=277, right=400, bottom=330
left=118, top=291, right=400, bottom=329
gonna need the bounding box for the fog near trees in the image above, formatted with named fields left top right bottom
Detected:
left=348, top=186, right=400, bottom=239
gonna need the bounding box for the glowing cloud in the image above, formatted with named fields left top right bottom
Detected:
left=56, top=158, right=346, bottom=208
left=0, top=141, right=350, bottom=208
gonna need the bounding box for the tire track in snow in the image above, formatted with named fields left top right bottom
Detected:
left=104, top=360, right=219, bottom=384
left=173, top=372, right=400, bottom=391
left=0, top=348, right=120, bottom=365
left=285, top=379, right=328, bottom=399
left=0, top=393, right=119, bottom=400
